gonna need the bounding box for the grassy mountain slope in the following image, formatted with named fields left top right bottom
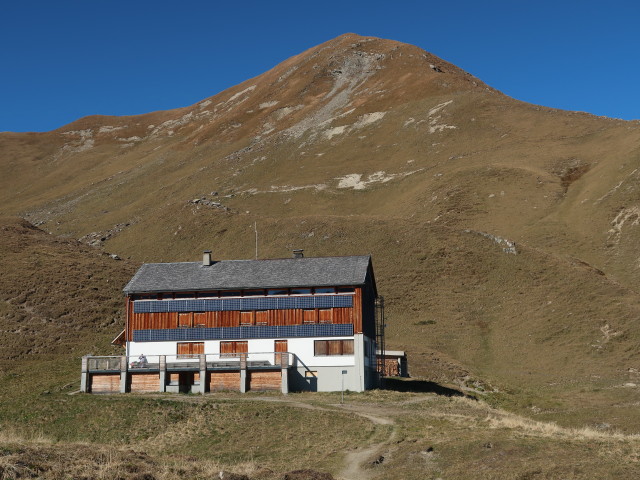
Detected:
left=1, top=33, right=640, bottom=433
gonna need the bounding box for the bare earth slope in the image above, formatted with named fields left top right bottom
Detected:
left=1, top=33, right=640, bottom=429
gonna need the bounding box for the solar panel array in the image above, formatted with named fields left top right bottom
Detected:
left=133, top=295, right=353, bottom=313
left=133, top=324, right=354, bottom=342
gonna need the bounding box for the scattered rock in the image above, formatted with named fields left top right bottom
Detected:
left=372, top=455, right=385, bottom=465
left=188, top=196, right=230, bottom=211
left=464, top=229, right=518, bottom=255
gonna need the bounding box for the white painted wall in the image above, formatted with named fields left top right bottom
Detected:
left=128, top=336, right=357, bottom=368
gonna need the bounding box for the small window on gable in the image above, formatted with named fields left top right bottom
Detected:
left=315, top=287, right=335, bottom=294
left=134, top=293, right=155, bottom=300
left=291, top=288, right=312, bottom=295
left=197, top=291, right=219, bottom=299
left=267, top=289, right=288, bottom=296
left=336, top=286, right=355, bottom=294
left=220, top=290, right=241, bottom=297
left=175, top=292, right=195, bottom=299
left=243, top=289, right=265, bottom=297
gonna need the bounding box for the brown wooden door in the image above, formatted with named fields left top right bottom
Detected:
left=178, top=312, right=193, bottom=328
left=274, top=340, right=288, bottom=366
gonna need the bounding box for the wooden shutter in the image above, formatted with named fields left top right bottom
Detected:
left=314, top=340, right=353, bottom=356
left=314, top=340, right=328, bottom=356
left=220, top=341, right=248, bottom=357
left=319, top=309, right=332, bottom=324
left=178, top=312, right=192, bottom=328
left=240, top=311, right=254, bottom=326
left=274, top=340, right=288, bottom=365
left=177, top=342, right=203, bottom=358
left=193, top=312, right=207, bottom=327
left=256, top=310, right=268, bottom=325
left=303, top=309, right=317, bottom=324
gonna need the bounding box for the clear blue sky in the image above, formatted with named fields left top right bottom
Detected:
left=1, top=0, right=638, bottom=132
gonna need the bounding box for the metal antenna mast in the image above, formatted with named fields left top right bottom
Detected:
left=254, top=221, right=258, bottom=259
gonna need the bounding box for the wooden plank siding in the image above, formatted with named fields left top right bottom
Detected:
left=129, top=373, right=160, bottom=393
left=90, top=374, right=120, bottom=393
left=248, top=370, right=281, bottom=391
left=126, top=290, right=363, bottom=340
left=209, top=371, right=240, bottom=391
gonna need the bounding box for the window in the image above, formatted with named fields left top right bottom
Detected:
left=267, top=289, right=288, bottom=296
left=175, top=292, right=195, bottom=299
left=220, top=341, right=248, bottom=357
left=177, top=342, right=204, bottom=358
left=220, top=290, right=241, bottom=297
left=291, top=288, right=312, bottom=295
left=336, top=286, right=355, bottom=294
left=134, top=293, right=156, bottom=300
left=314, top=287, right=335, bottom=294
left=314, top=340, right=354, bottom=356
left=243, top=289, right=265, bottom=296
left=197, top=291, right=219, bottom=298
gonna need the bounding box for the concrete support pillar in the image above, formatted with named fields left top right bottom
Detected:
left=199, top=354, right=207, bottom=394
left=159, top=355, right=167, bottom=393
left=281, top=353, right=289, bottom=395
left=80, top=356, right=89, bottom=393
left=119, top=355, right=128, bottom=393
left=240, top=354, right=247, bottom=393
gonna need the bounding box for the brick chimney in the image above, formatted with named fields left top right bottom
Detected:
left=203, top=250, right=212, bottom=266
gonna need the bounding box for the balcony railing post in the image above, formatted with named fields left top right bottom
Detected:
left=239, top=354, right=247, bottom=393
left=159, top=355, right=167, bottom=392
left=120, top=355, right=127, bottom=393
left=199, top=354, right=207, bottom=394
left=281, top=352, right=289, bottom=395
left=80, top=356, right=89, bottom=393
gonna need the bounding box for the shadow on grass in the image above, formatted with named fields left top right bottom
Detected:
left=383, top=377, right=474, bottom=398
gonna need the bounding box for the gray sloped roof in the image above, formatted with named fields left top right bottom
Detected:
left=123, top=255, right=373, bottom=294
